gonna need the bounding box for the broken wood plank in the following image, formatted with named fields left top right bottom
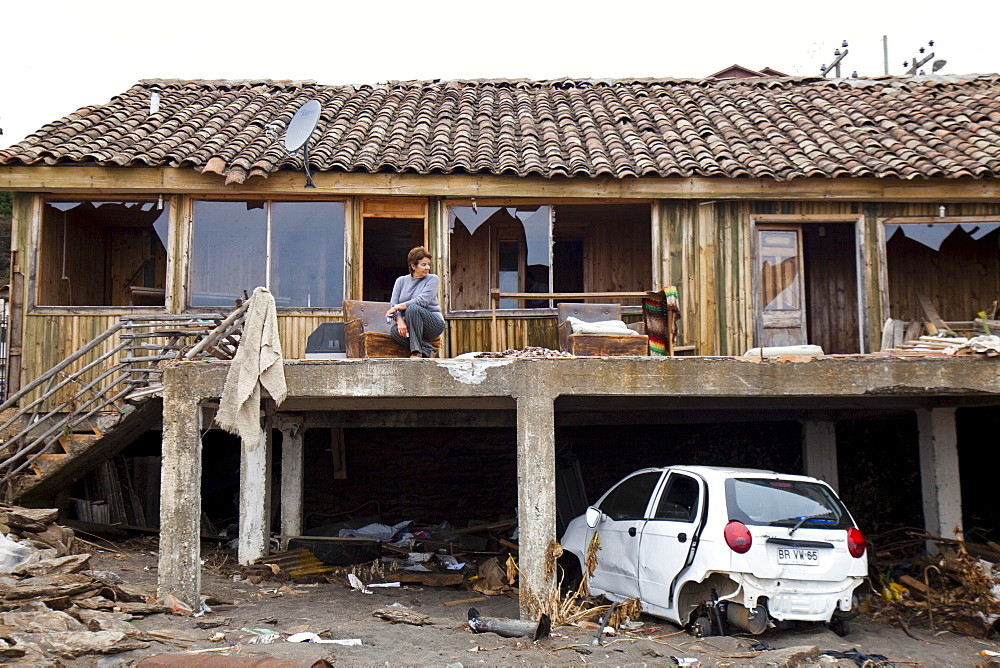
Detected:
left=385, top=572, right=464, bottom=587
left=443, top=596, right=487, bottom=606
left=917, top=294, right=950, bottom=333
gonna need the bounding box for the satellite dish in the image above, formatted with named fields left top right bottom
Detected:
left=931, top=59, right=947, bottom=73
left=284, top=100, right=321, bottom=152
left=264, top=100, right=322, bottom=188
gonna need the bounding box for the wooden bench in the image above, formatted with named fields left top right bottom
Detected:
left=343, top=300, right=442, bottom=359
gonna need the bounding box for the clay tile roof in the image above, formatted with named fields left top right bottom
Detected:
left=4, top=75, right=1000, bottom=183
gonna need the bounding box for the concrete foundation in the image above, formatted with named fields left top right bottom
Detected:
left=917, top=407, right=963, bottom=541
left=157, top=394, right=203, bottom=609
left=515, top=392, right=556, bottom=617
left=158, top=355, right=1000, bottom=618
left=238, top=419, right=272, bottom=565
left=802, top=420, right=839, bottom=492
left=277, top=416, right=305, bottom=539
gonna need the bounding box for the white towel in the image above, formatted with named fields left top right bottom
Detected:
left=216, top=287, right=287, bottom=444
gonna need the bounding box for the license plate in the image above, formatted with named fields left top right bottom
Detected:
left=776, top=548, right=819, bottom=565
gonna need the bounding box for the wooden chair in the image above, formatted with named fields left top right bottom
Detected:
left=557, top=303, right=649, bottom=357
left=343, top=300, right=442, bottom=358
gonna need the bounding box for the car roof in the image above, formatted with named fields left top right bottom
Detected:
left=631, top=465, right=828, bottom=484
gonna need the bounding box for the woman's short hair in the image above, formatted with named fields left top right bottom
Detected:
left=407, top=246, right=432, bottom=271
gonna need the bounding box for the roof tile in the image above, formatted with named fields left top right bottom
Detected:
left=6, top=76, right=1000, bottom=181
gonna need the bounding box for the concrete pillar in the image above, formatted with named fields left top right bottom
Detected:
left=238, top=417, right=272, bottom=565
left=278, top=417, right=305, bottom=539
left=515, top=393, right=557, bottom=620
left=802, top=420, right=839, bottom=493
left=157, top=395, right=203, bottom=609
left=917, top=407, right=963, bottom=541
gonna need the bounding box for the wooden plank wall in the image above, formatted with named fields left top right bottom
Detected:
left=662, top=200, right=1000, bottom=356
left=446, top=317, right=558, bottom=356
left=21, top=314, right=121, bottom=407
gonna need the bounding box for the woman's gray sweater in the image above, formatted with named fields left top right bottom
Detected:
left=390, top=274, right=441, bottom=313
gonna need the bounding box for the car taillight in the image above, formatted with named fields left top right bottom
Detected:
left=725, top=521, right=752, bottom=554
left=847, top=527, right=866, bottom=558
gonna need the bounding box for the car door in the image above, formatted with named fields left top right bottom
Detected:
left=588, top=470, right=663, bottom=600
left=636, top=471, right=705, bottom=618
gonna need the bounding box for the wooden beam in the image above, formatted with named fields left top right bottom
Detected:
left=5, top=166, right=1000, bottom=201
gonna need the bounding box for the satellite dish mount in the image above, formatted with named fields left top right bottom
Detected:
left=267, top=100, right=321, bottom=188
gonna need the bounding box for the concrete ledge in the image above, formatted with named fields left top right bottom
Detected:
left=163, top=356, right=1000, bottom=403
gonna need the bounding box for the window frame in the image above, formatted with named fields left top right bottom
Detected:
left=185, top=196, right=350, bottom=313
left=28, top=195, right=176, bottom=314
left=443, top=198, right=658, bottom=317
left=878, top=215, right=1000, bottom=325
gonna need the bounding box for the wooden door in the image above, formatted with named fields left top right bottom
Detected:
left=756, top=225, right=807, bottom=347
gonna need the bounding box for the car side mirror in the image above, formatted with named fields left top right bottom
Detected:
left=585, top=507, right=603, bottom=528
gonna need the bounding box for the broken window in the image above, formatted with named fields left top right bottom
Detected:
left=38, top=199, right=169, bottom=307
left=448, top=203, right=651, bottom=311
left=191, top=200, right=345, bottom=308
left=884, top=221, right=1000, bottom=321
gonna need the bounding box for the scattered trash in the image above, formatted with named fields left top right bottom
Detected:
left=820, top=648, right=893, bottom=666
left=373, top=607, right=432, bottom=626
left=164, top=594, right=193, bottom=617
left=348, top=573, right=373, bottom=594
left=367, top=582, right=401, bottom=588
left=470, top=557, right=512, bottom=596
left=286, top=631, right=362, bottom=645
left=467, top=608, right=550, bottom=640
left=867, top=531, right=1000, bottom=637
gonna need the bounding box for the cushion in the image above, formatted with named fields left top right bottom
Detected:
left=566, top=317, right=640, bottom=335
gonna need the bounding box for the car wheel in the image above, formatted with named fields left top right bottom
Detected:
left=827, top=618, right=850, bottom=637
left=693, top=616, right=714, bottom=638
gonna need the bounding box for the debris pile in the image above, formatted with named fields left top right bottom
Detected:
left=866, top=531, right=1000, bottom=637
left=475, top=347, right=574, bottom=359
left=877, top=334, right=1000, bottom=357
left=0, top=505, right=170, bottom=660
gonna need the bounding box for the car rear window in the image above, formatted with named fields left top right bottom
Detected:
left=725, top=478, right=851, bottom=529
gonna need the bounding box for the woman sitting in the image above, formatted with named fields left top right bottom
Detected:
left=385, top=246, right=445, bottom=358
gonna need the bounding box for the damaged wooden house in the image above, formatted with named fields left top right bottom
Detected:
left=0, top=75, right=998, bottom=612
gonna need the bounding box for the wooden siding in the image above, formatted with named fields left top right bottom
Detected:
left=447, top=317, right=558, bottom=356
left=10, top=186, right=1000, bottom=396
left=278, top=315, right=344, bottom=360
left=662, top=200, right=1000, bottom=356
left=21, top=314, right=121, bottom=407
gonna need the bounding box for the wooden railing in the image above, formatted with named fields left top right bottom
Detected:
left=0, top=302, right=250, bottom=495
left=489, top=290, right=653, bottom=352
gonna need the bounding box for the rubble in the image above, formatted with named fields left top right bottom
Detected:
left=866, top=531, right=1000, bottom=637
left=878, top=334, right=1000, bottom=357
left=0, top=504, right=165, bottom=658
left=474, top=347, right=574, bottom=358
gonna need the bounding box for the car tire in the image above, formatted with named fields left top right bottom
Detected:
left=827, top=618, right=850, bottom=637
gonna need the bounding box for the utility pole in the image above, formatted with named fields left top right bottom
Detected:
left=904, top=40, right=946, bottom=76
left=820, top=41, right=850, bottom=78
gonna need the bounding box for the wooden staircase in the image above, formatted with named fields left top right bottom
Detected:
left=0, top=303, right=250, bottom=503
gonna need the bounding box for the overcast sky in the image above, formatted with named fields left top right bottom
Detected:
left=3, top=0, right=999, bottom=146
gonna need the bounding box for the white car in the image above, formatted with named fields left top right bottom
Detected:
left=560, top=466, right=867, bottom=636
